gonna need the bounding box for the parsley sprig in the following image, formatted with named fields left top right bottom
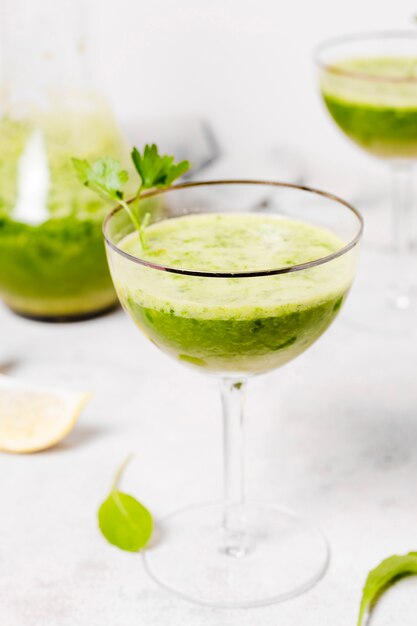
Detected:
left=131, top=145, right=190, bottom=190
left=73, top=144, right=190, bottom=250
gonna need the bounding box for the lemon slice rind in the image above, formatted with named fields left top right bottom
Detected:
left=0, top=374, right=91, bottom=453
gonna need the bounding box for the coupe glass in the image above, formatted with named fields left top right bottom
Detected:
left=315, top=31, right=417, bottom=334
left=103, top=181, right=362, bottom=608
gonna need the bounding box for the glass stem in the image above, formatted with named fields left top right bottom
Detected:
left=220, top=377, right=247, bottom=558
left=390, top=162, right=414, bottom=309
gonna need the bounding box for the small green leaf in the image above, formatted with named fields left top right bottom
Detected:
left=164, top=160, right=191, bottom=185
left=72, top=156, right=129, bottom=202
left=72, top=157, right=91, bottom=184
left=98, top=492, right=153, bottom=552
left=131, top=144, right=190, bottom=189
left=97, top=456, right=153, bottom=552
left=358, top=552, right=417, bottom=626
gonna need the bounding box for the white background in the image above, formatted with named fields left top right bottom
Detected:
left=88, top=0, right=417, bottom=190
left=2, top=2, right=417, bottom=625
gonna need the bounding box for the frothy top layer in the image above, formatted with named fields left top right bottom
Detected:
left=321, top=56, right=417, bottom=107
left=117, top=213, right=354, bottom=319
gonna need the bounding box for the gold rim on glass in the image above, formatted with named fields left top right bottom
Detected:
left=314, top=30, right=417, bottom=84
left=103, top=179, right=363, bottom=279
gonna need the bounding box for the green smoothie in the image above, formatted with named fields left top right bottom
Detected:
left=0, top=216, right=115, bottom=318
left=321, top=57, right=417, bottom=158
left=0, top=100, right=130, bottom=319
left=112, top=214, right=354, bottom=374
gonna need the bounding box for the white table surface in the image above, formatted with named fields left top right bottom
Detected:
left=1, top=223, right=417, bottom=626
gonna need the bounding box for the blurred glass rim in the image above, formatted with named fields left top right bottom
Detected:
left=103, top=180, right=363, bottom=279
left=314, top=30, right=417, bottom=84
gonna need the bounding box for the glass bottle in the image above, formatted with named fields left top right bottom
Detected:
left=0, top=0, right=131, bottom=320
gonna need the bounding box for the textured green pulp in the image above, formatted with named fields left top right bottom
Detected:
left=0, top=216, right=116, bottom=317
left=321, top=56, right=417, bottom=158
left=115, top=214, right=352, bottom=374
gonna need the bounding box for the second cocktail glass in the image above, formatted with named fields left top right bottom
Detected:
left=104, top=181, right=362, bottom=608
left=316, top=31, right=417, bottom=333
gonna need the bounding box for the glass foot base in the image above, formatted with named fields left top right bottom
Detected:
left=143, top=502, right=329, bottom=608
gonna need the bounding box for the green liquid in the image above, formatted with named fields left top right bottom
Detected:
left=0, top=216, right=115, bottom=318
left=321, top=57, right=417, bottom=158
left=0, top=101, right=131, bottom=318
left=114, top=214, right=354, bottom=374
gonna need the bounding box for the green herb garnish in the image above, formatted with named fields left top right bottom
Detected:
left=97, top=455, right=153, bottom=552
left=358, top=552, right=417, bottom=625
left=131, top=144, right=190, bottom=189
left=73, top=144, right=190, bottom=250
left=72, top=155, right=144, bottom=243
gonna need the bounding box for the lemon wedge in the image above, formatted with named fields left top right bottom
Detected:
left=0, top=374, right=90, bottom=453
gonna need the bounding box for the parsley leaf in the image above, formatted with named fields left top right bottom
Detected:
left=358, top=552, right=417, bottom=626
left=131, top=144, right=190, bottom=189
left=73, top=144, right=190, bottom=250
left=72, top=156, right=142, bottom=233
left=97, top=455, right=153, bottom=552
left=72, top=157, right=129, bottom=202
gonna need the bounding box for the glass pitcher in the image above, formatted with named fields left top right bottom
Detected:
left=0, top=0, right=132, bottom=321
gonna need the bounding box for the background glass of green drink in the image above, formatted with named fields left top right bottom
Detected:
left=316, top=32, right=417, bottom=332
left=104, top=181, right=362, bottom=608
